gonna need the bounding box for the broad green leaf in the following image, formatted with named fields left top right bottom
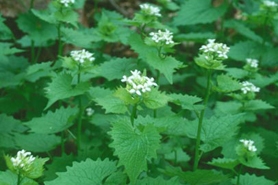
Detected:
left=214, top=101, right=242, bottom=116
left=182, top=170, right=229, bottom=185
left=104, top=171, right=127, bottom=185
left=24, top=106, right=78, bottom=134
left=129, top=33, right=181, bottom=84
left=54, top=9, right=78, bottom=27
left=228, top=41, right=263, bottom=61
left=96, top=58, right=137, bottom=81
left=258, top=128, right=278, bottom=158
left=250, top=73, right=278, bottom=88
left=0, top=170, right=38, bottom=185
left=109, top=118, right=161, bottom=184
left=14, top=133, right=60, bottom=152
left=143, top=88, right=169, bottom=109
left=239, top=156, right=269, bottom=169
left=225, top=67, right=249, bottom=79
left=45, top=73, right=90, bottom=109
left=244, top=100, right=274, bottom=111
left=0, top=16, right=13, bottom=40
left=135, top=176, right=180, bottom=185
left=25, top=61, right=53, bottom=82
left=94, top=95, right=128, bottom=114
left=185, top=114, right=243, bottom=152
left=164, top=147, right=190, bottom=163
left=261, top=46, right=278, bottom=67
left=214, top=74, right=242, bottom=93
left=224, top=20, right=263, bottom=43
left=44, top=158, right=117, bottom=185
left=168, top=93, right=203, bottom=110
left=16, top=11, right=57, bottom=46
left=208, top=158, right=239, bottom=170
left=173, top=0, right=228, bottom=25
left=0, top=42, right=23, bottom=57
left=231, top=173, right=275, bottom=185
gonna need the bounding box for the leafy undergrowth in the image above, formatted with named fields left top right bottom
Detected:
left=0, top=0, right=278, bottom=184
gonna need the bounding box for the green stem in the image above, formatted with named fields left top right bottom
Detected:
left=34, top=47, right=42, bottom=64
left=77, top=67, right=83, bottom=153
left=31, top=40, right=35, bottom=64
left=61, top=131, right=65, bottom=154
left=130, top=104, right=137, bottom=126
left=17, top=172, right=21, bottom=185
left=236, top=165, right=243, bottom=185
left=30, top=0, right=35, bottom=9
left=193, top=70, right=212, bottom=171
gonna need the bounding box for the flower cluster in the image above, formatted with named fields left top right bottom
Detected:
left=70, top=49, right=95, bottom=64
left=59, top=0, right=75, bottom=7
left=263, top=0, right=278, bottom=7
left=199, top=39, right=230, bottom=60
left=140, top=4, right=161, bottom=17
left=246, top=58, right=259, bottom=68
left=121, top=70, right=157, bottom=96
left=11, top=150, right=35, bottom=171
left=149, top=29, right=174, bottom=45
left=240, top=139, right=257, bottom=152
left=241, top=81, right=260, bottom=94
left=86, top=107, right=94, bottom=116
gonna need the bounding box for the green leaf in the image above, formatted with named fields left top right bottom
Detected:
left=129, top=33, right=181, bottom=84
left=185, top=114, right=243, bottom=152
left=96, top=58, right=137, bottom=81
left=168, top=93, right=203, bottom=110
left=223, top=20, right=263, bottom=43
left=0, top=16, right=13, bottom=40
left=109, top=118, right=161, bottom=184
left=182, top=170, right=229, bottom=185
left=214, top=74, right=242, bottom=93
left=239, top=156, right=269, bottom=169
left=143, top=88, right=169, bottom=109
left=54, top=9, right=78, bottom=27
left=45, top=73, right=90, bottom=109
left=176, top=32, right=216, bottom=42
left=231, top=173, right=275, bottom=185
left=173, top=0, right=228, bottom=25
left=14, top=133, right=60, bottom=152
left=225, top=67, right=249, bottom=79
left=208, top=158, right=239, bottom=170
left=228, top=41, right=263, bottom=61
left=135, top=176, right=180, bottom=185
left=44, top=158, right=117, bottom=185
left=25, top=62, right=53, bottom=82
left=250, top=73, right=278, bottom=88
left=0, top=170, right=38, bottom=185
left=24, top=106, right=78, bottom=134
left=244, top=100, right=274, bottom=111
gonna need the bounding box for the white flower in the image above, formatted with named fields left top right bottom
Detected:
left=246, top=58, right=259, bottom=68
left=121, top=70, right=157, bottom=96
left=149, top=29, right=174, bottom=45
left=140, top=4, right=161, bottom=17
left=240, top=139, right=257, bottom=152
left=241, top=81, right=260, bottom=94
left=86, top=108, right=94, bottom=116
left=11, top=150, right=35, bottom=171
left=59, top=0, right=75, bottom=7
left=200, top=39, right=230, bottom=60
left=70, top=49, right=95, bottom=64
left=263, top=0, right=278, bottom=7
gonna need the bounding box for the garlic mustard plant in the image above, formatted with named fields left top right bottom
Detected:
left=199, top=39, right=230, bottom=60
left=70, top=49, right=95, bottom=64
left=263, top=0, right=278, bottom=8
left=121, top=70, right=157, bottom=96
left=241, top=81, right=260, bottom=94
left=149, top=29, right=174, bottom=45
left=11, top=150, right=35, bottom=172
left=239, top=139, right=257, bottom=152
left=139, top=4, right=161, bottom=17
left=59, top=0, right=75, bottom=7
left=246, top=58, right=259, bottom=68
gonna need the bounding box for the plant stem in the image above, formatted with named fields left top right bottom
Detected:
left=61, top=131, right=65, bottom=154
left=193, top=69, right=212, bottom=171
left=31, top=40, right=35, bottom=64
left=236, top=165, right=243, bottom=185
left=30, top=0, right=35, bottom=9
left=130, top=104, right=137, bottom=126
left=77, top=67, right=83, bottom=153
left=17, top=172, right=21, bottom=185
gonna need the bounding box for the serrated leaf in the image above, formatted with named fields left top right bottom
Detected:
left=244, top=100, right=274, bottom=111
left=239, top=156, right=269, bottom=169
left=208, top=158, right=239, bottom=170
left=224, top=19, right=263, bottom=43
left=25, top=62, right=53, bottom=82
left=168, top=93, right=203, bottom=110
left=225, top=67, right=249, bottom=79
left=45, top=73, right=90, bottom=109
left=232, top=173, right=275, bottom=185
left=129, top=33, right=181, bottom=84
left=95, top=95, right=128, bottom=114
left=109, top=118, right=161, bottom=184
left=143, top=88, right=169, bottom=109
left=0, top=16, right=13, bottom=40
left=14, top=133, right=60, bottom=152
left=215, top=74, right=242, bottom=93
left=250, top=73, right=278, bottom=88
left=173, top=0, right=228, bottom=26
left=45, top=158, right=117, bottom=185
left=176, top=32, right=216, bottom=42
left=182, top=170, right=229, bottom=185
left=185, top=114, right=243, bottom=152
left=96, top=58, right=137, bottom=81
left=24, top=106, right=78, bottom=134
left=135, top=176, right=180, bottom=185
